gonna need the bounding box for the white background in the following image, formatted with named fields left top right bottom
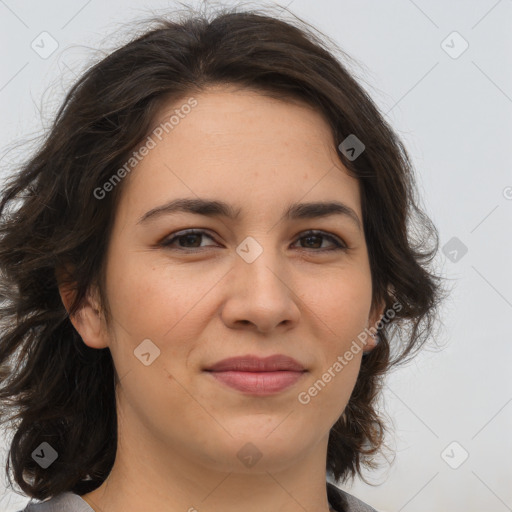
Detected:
left=0, top=1, right=511, bottom=511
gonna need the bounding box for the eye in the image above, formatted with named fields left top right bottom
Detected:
left=160, top=230, right=216, bottom=249
left=292, top=230, right=347, bottom=252
left=160, top=229, right=348, bottom=253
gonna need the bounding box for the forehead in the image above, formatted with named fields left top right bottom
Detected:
left=115, top=86, right=361, bottom=226
left=151, top=85, right=336, bottom=155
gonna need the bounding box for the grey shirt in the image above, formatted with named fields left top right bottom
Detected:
left=18, top=482, right=377, bottom=512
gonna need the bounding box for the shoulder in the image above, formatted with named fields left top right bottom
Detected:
left=19, top=486, right=375, bottom=512
left=327, top=482, right=379, bottom=512
left=17, top=492, right=93, bottom=512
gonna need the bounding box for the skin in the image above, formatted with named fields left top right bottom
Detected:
left=59, top=85, right=385, bottom=512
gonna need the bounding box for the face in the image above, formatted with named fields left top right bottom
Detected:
left=71, top=85, right=384, bottom=474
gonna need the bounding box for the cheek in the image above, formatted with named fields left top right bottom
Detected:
left=309, top=265, right=373, bottom=338
left=304, top=266, right=371, bottom=396
left=106, top=249, right=212, bottom=340
left=103, top=253, right=209, bottom=410
left=103, top=248, right=230, bottom=388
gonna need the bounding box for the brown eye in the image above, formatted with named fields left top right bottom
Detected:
left=161, top=230, right=217, bottom=249
left=160, top=229, right=347, bottom=253
left=293, top=230, right=347, bottom=252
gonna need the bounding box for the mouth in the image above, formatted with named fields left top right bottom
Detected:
left=205, top=370, right=307, bottom=395
left=204, top=354, right=307, bottom=395
left=205, top=354, right=306, bottom=372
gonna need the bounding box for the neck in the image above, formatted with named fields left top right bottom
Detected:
left=81, top=404, right=335, bottom=512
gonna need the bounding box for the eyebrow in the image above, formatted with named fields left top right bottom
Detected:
left=137, top=198, right=362, bottom=232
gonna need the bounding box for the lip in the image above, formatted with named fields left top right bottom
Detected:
left=205, top=354, right=306, bottom=372
left=207, top=370, right=306, bottom=395
left=204, top=354, right=307, bottom=395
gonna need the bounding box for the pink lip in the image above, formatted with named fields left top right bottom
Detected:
left=207, top=370, right=306, bottom=395
left=204, top=354, right=307, bottom=395
left=205, top=354, right=305, bottom=372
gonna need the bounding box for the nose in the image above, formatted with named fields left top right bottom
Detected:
left=220, top=244, right=301, bottom=334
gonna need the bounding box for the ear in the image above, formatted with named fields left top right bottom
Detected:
left=364, top=298, right=387, bottom=353
left=56, top=265, right=109, bottom=349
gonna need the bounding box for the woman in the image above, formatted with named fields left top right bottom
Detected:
left=0, top=5, right=445, bottom=512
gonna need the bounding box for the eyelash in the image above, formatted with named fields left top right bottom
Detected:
left=160, top=229, right=348, bottom=253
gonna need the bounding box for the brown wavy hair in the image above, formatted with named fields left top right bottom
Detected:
left=0, top=3, right=447, bottom=502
